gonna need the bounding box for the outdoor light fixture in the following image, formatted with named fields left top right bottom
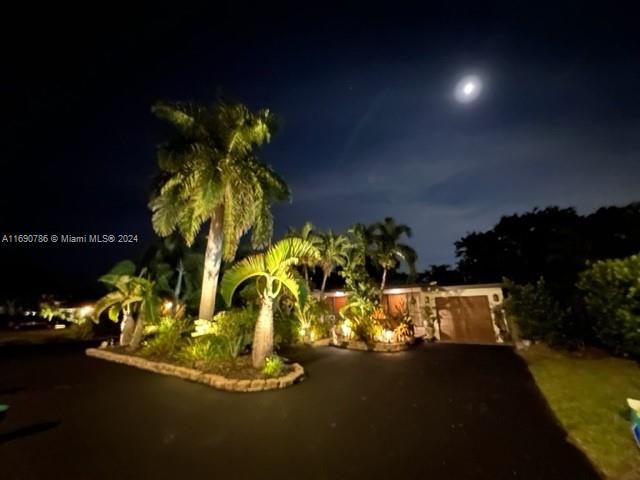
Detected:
left=341, top=322, right=351, bottom=337
left=383, top=329, right=394, bottom=343
left=161, top=300, right=174, bottom=315
left=334, top=291, right=345, bottom=297
left=79, top=305, right=94, bottom=317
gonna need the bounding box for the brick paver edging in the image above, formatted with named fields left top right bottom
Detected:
left=330, top=339, right=414, bottom=352
left=85, top=348, right=305, bottom=392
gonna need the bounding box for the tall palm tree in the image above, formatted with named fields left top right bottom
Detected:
left=285, top=221, right=321, bottom=288
left=369, top=217, right=418, bottom=297
left=316, top=230, right=351, bottom=295
left=220, top=238, right=319, bottom=368
left=149, top=99, right=290, bottom=322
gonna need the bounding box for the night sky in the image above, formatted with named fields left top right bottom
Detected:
left=2, top=2, right=639, bottom=298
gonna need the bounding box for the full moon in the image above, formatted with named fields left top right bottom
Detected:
left=454, top=75, right=483, bottom=103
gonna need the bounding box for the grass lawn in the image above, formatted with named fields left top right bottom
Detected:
left=521, top=344, right=640, bottom=479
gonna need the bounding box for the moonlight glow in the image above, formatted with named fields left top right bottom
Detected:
left=454, top=75, right=483, bottom=103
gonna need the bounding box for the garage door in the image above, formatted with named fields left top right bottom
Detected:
left=435, top=296, right=496, bottom=343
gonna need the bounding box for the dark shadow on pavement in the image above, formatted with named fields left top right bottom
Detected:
left=0, top=421, right=60, bottom=443
left=0, top=386, right=27, bottom=395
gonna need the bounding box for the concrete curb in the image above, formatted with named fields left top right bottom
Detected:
left=85, top=348, right=305, bottom=393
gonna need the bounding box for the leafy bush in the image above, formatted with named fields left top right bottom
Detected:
left=189, top=307, right=257, bottom=359
left=214, top=307, right=256, bottom=358
left=179, top=335, right=228, bottom=364
left=577, top=254, right=640, bottom=357
left=274, top=310, right=300, bottom=346
left=339, top=296, right=381, bottom=345
left=297, top=296, right=333, bottom=341
left=262, top=355, right=285, bottom=377
left=274, top=298, right=300, bottom=346
left=503, top=279, right=585, bottom=347
left=142, top=317, right=188, bottom=358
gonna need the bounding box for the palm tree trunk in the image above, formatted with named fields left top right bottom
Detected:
left=320, top=270, right=329, bottom=296
left=379, top=268, right=388, bottom=303
left=174, top=260, right=184, bottom=315
left=252, top=296, right=274, bottom=368
left=120, top=313, right=135, bottom=346
left=198, top=204, right=224, bottom=321
left=129, top=311, right=145, bottom=350
left=303, top=265, right=309, bottom=289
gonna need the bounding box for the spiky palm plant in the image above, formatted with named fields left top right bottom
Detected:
left=220, top=238, right=319, bottom=368
left=149, top=99, right=290, bottom=321
left=369, top=217, right=418, bottom=296
left=316, top=230, right=351, bottom=295
left=94, top=260, right=159, bottom=349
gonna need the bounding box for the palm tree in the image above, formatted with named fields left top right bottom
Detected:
left=149, top=99, right=290, bottom=322
left=220, top=238, right=319, bottom=368
left=94, top=261, right=159, bottom=349
left=316, top=230, right=351, bottom=295
left=369, top=217, right=418, bottom=297
left=141, top=234, right=205, bottom=316
left=285, top=221, right=321, bottom=288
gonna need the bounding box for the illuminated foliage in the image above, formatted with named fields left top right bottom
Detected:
left=150, top=98, right=290, bottom=321
left=220, top=238, right=319, bottom=368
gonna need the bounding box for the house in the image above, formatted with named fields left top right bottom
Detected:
left=318, top=283, right=509, bottom=344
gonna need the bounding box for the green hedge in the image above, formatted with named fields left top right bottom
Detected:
left=578, top=254, right=640, bottom=358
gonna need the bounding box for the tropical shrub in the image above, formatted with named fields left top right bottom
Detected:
left=142, top=317, right=188, bottom=358
left=262, top=355, right=285, bottom=377
left=578, top=254, right=640, bottom=357
left=192, top=306, right=257, bottom=359
left=296, top=295, right=333, bottom=341
left=214, top=307, right=257, bottom=358
left=274, top=304, right=300, bottom=347
left=308, top=301, right=333, bottom=340
left=339, top=295, right=381, bottom=345
left=420, top=304, right=438, bottom=338
left=503, top=278, right=584, bottom=347
left=179, top=335, right=228, bottom=365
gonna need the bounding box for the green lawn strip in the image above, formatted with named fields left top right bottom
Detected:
left=521, top=346, right=640, bottom=479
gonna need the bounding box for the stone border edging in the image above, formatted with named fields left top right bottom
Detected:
left=85, top=348, right=304, bottom=392
left=331, top=339, right=413, bottom=352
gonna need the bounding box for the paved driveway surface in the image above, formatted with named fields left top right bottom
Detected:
left=0, top=342, right=599, bottom=479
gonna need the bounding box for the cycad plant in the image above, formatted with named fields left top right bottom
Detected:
left=220, top=238, right=319, bottom=368
left=94, top=260, right=159, bottom=349
left=149, top=98, right=290, bottom=322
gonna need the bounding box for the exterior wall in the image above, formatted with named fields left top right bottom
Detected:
left=316, top=284, right=507, bottom=343
left=423, top=286, right=506, bottom=342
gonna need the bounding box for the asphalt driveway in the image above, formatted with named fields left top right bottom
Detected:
left=1, top=341, right=599, bottom=479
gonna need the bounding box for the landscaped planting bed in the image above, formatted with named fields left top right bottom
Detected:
left=86, top=347, right=305, bottom=392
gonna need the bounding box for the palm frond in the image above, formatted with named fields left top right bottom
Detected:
left=277, top=273, right=309, bottom=308
left=219, top=255, right=267, bottom=307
